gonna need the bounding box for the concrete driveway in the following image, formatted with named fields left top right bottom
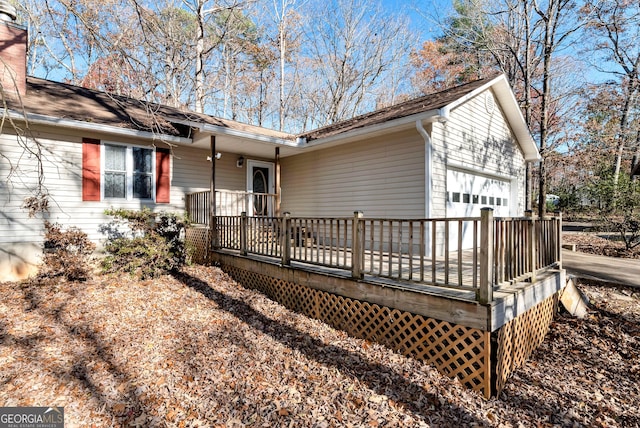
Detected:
left=562, top=250, right=640, bottom=288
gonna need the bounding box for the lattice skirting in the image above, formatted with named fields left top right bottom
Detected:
left=492, top=294, right=558, bottom=396
left=221, top=264, right=492, bottom=397
left=186, top=227, right=210, bottom=265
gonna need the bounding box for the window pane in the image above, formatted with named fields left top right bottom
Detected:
left=105, top=172, right=126, bottom=198
left=133, top=147, right=153, bottom=173
left=105, top=145, right=126, bottom=171
left=463, top=193, right=470, bottom=203
left=481, top=196, right=487, bottom=204
left=473, top=195, right=479, bottom=204
left=452, top=192, right=461, bottom=202
left=133, top=173, right=152, bottom=199
left=489, top=197, right=495, bottom=205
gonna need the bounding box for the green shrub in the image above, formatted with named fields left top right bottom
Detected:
left=101, top=208, right=189, bottom=278
left=38, top=221, right=96, bottom=282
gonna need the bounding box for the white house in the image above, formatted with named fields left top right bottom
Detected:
left=0, top=9, right=539, bottom=281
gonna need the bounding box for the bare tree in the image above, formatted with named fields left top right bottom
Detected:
left=582, top=0, right=640, bottom=185
left=300, top=0, right=413, bottom=126
left=181, top=0, right=252, bottom=113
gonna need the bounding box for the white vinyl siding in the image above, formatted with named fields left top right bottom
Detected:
left=281, top=129, right=425, bottom=218
left=0, top=130, right=212, bottom=280
left=431, top=89, right=526, bottom=218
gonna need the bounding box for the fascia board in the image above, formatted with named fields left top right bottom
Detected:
left=302, top=110, right=442, bottom=148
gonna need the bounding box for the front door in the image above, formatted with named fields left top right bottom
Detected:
left=246, top=160, right=275, bottom=216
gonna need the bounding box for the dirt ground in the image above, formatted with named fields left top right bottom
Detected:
left=0, top=265, right=638, bottom=427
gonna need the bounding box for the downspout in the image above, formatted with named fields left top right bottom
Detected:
left=416, top=119, right=433, bottom=220
left=417, top=119, right=434, bottom=257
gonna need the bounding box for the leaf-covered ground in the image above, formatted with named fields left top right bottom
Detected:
left=563, top=232, right=640, bottom=259
left=0, top=266, right=638, bottom=427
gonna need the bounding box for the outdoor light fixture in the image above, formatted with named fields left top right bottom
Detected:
left=207, top=152, right=222, bottom=161
left=237, top=156, right=244, bottom=168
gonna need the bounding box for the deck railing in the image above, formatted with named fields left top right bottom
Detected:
left=207, top=208, right=562, bottom=303
left=185, top=190, right=277, bottom=223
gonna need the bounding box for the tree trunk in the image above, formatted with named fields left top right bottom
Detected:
left=524, top=0, right=533, bottom=211
left=195, top=0, right=205, bottom=113
left=613, top=87, right=636, bottom=186
left=279, top=2, right=286, bottom=131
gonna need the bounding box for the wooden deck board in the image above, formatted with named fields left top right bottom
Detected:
left=219, top=244, right=560, bottom=305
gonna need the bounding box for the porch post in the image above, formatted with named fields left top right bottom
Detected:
left=210, top=136, right=218, bottom=249
left=352, top=211, right=364, bottom=279
left=478, top=208, right=494, bottom=304
left=556, top=211, right=563, bottom=269
left=528, top=215, right=537, bottom=284
left=275, top=147, right=281, bottom=217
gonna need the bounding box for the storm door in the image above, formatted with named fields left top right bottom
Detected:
left=246, top=160, right=275, bottom=216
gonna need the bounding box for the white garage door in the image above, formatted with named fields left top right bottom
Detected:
left=446, top=169, right=512, bottom=249
left=447, top=169, right=511, bottom=218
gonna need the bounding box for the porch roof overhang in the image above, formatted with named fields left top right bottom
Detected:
left=181, top=111, right=446, bottom=159
left=186, top=122, right=301, bottom=158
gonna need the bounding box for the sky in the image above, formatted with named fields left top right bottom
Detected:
left=381, top=0, right=453, bottom=41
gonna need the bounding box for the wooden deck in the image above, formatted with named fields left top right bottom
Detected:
left=186, top=212, right=566, bottom=399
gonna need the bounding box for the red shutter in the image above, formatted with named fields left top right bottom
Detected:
left=82, top=138, right=101, bottom=201
left=156, top=149, right=171, bottom=204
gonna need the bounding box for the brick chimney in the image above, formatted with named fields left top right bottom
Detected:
left=0, top=1, right=26, bottom=96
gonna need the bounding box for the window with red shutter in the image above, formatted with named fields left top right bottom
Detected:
left=156, top=148, right=171, bottom=204
left=82, top=138, right=101, bottom=201
left=82, top=139, right=170, bottom=203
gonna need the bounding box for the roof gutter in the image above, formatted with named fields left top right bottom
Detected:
left=302, top=109, right=446, bottom=148
left=5, top=110, right=194, bottom=144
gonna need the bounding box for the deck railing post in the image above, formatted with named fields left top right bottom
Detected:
left=556, top=211, right=562, bottom=269
left=240, top=212, right=248, bottom=256
left=352, top=211, right=364, bottom=279
left=282, top=212, right=291, bottom=266
left=478, top=208, right=494, bottom=304
left=528, top=215, right=537, bottom=283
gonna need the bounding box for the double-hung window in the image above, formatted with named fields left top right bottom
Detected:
left=103, top=143, right=154, bottom=200
left=82, top=138, right=170, bottom=203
